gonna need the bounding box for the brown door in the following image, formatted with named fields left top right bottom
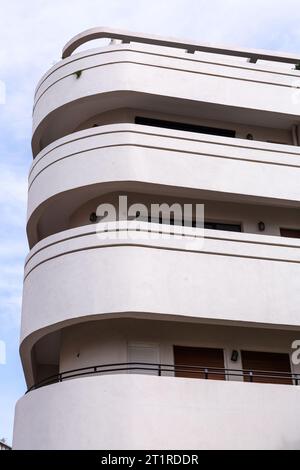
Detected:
left=241, top=351, right=292, bottom=385
left=173, top=346, right=225, bottom=380
left=280, top=228, right=300, bottom=239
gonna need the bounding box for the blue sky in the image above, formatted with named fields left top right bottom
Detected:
left=1, top=0, right=300, bottom=445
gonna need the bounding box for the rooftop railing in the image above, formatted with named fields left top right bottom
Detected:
left=62, top=27, right=300, bottom=66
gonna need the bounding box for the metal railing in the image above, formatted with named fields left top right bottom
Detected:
left=62, top=27, right=300, bottom=65
left=27, top=362, right=300, bottom=393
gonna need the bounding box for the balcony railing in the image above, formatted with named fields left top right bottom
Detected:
left=27, top=362, right=300, bottom=393
left=62, top=27, right=300, bottom=66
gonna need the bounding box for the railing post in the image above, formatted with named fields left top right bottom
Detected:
left=205, top=368, right=208, bottom=380
left=59, top=373, right=62, bottom=383
left=158, top=364, right=161, bottom=377
left=249, top=371, right=253, bottom=383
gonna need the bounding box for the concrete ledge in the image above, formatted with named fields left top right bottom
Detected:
left=13, top=374, right=300, bottom=449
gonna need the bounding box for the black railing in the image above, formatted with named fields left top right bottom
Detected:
left=27, top=362, right=300, bottom=393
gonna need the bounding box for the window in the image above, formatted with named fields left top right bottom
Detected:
left=267, top=140, right=287, bottom=145
left=204, top=222, right=242, bottom=232
left=147, top=215, right=242, bottom=232
left=148, top=214, right=177, bottom=225
left=280, top=228, right=300, bottom=239
left=241, top=350, right=292, bottom=385
left=173, top=346, right=225, bottom=380
left=135, top=116, right=236, bottom=138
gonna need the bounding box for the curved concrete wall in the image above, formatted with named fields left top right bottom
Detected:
left=13, top=374, right=300, bottom=449
left=32, top=44, right=300, bottom=153
left=27, top=124, right=300, bottom=246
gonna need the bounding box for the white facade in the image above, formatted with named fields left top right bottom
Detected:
left=13, top=27, right=300, bottom=450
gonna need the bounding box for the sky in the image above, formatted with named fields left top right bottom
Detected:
left=1, top=0, right=300, bottom=446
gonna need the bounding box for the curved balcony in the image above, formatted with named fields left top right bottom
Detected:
left=21, top=223, right=300, bottom=385
left=13, top=374, right=300, bottom=449
left=32, top=37, right=300, bottom=154
left=27, top=124, right=300, bottom=246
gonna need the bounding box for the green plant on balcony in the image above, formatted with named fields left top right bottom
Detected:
left=74, top=70, right=82, bottom=79
left=295, top=63, right=300, bottom=71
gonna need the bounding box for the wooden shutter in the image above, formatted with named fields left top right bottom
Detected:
left=173, top=346, right=225, bottom=380
left=241, top=350, right=292, bottom=385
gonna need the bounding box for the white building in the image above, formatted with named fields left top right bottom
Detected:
left=13, top=27, right=300, bottom=450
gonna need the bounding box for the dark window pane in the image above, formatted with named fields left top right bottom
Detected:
left=204, top=222, right=241, bottom=232
left=135, top=116, right=236, bottom=138
left=280, top=228, right=300, bottom=239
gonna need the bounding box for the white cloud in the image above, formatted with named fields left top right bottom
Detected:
left=0, top=165, right=27, bottom=204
